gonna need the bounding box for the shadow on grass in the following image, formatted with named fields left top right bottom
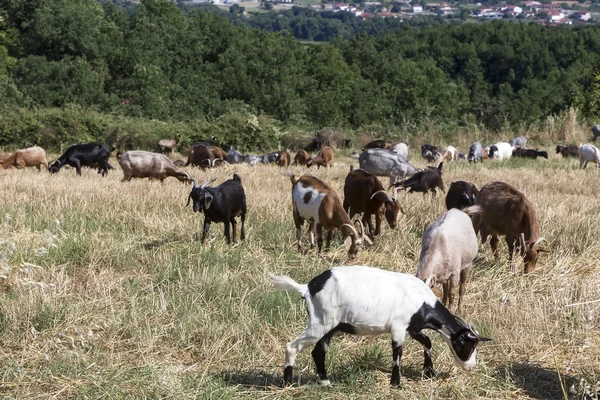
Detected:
left=212, top=370, right=294, bottom=390
left=497, top=363, right=583, bottom=400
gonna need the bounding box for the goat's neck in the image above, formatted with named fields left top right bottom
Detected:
left=409, top=301, right=465, bottom=338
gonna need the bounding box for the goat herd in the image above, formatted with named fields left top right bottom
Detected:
left=0, top=132, right=596, bottom=388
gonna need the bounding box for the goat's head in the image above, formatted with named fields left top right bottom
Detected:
left=341, top=221, right=372, bottom=259
left=373, top=190, right=403, bottom=228
left=48, top=161, right=61, bottom=174
left=520, top=234, right=550, bottom=273
left=555, top=145, right=564, bottom=154
left=187, top=178, right=217, bottom=212
left=440, top=315, right=491, bottom=372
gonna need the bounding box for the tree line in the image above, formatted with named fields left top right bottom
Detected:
left=0, top=0, right=599, bottom=145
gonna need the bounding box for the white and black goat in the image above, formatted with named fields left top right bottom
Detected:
left=270, top=266, right=490, bottom=386
left=187, top=174, right=247, bottom=245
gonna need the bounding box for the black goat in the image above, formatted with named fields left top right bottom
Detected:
left=342, top=138, right=351, bottom=149
left=421, top=144, right=442, bottom=163
left=49, top=143, right=114, bottom=176
left=512, top=148, right=548, bottom=159
left=556, top=144, right=579, bottom=158
left=304, top=131, right=323, bottom=153
left=395, top=162, right=445, bottom=195
left=187, top=174, right=247, bottom=245
left=446, top=181, right=479, bottom=210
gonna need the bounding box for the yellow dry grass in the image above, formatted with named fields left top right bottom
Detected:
left=0, top=148, right=598, bottom=399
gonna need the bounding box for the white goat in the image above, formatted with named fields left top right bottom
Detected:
left=489, top=142, right=513, bottom=160
left=443, top=146, right=458, bottom=162
left=416, top=207, right=479, bottom=312
left=270, top=265, right=490, bottom=387
left=579, top=143, right=600, bottom=169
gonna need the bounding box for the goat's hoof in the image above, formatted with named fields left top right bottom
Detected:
left=423, top=367, right=436, bottom=379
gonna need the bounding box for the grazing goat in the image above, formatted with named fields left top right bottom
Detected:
left=388, top=142, right=409, bottom=158
left=270, top=265, right=490, bottom=386
left=472, top=181, right=549, bottom=273
left=227, top=149, right=246, bottom=164
left=395, top=162, right=444, bottom=195
left=293, top=150, right=310, bottom=166
left=291, top=174, right=367, bottom=259
left=341, top=138, right=351, bottom=149
left=445, top=181, right=478, bottom=211
left=187, top=175, right=247, bottom=245
left=157, top=134, right=179, bottom=154
left=468, top=142, right=484, bottom=163
left=488, top=142, right=513, bottom=160
left=118, top=151, right=192, bottom=183
left=579, top=143, right=600, bottom=169
left=512, top=148, right=548, bottom=159
left=591, top=125, right=600, bottom=142
left=443, top=146, right=458, bottom=162
left=0, top=146, right=48, bottom=170
left=343, top=167, right=403, bottom=240
left=185, top=144, right=220, bottom=169
left=245, top=155, right=262, bottom=166
left=173, top=159, right=186, bottom=167
left=508, top=136, right=528, bottom=149
left=307, top=147, right=333, bottom=169
left=362, top=139, right=386, bottom=151
left=49, top=143, right=114, bottom=176
left=359, top=148, right=416, bottom=186
left=417, top=208, right=480, bottom=312
left=555, top=145, right=579, bottom=158
left=457, top=152, right=467, bottom=160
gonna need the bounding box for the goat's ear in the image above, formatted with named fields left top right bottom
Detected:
left=204, top=192, right=214, bottom=210
left=344, top=236, right=353, bottom=252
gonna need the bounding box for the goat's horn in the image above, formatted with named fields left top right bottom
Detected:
left=199, top=178, right=216, bottom=189
left=192, top=179, right=198, bottom=188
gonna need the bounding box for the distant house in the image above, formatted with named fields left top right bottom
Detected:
left=546, top=10, right=565, bottom=21
left=572, top=12, right=591, bottom=21
left=412, top=4, right=423, bottom=12
left=523, top=0, right=541, bottom=7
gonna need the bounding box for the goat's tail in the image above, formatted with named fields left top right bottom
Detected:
left=290, top=174, right=300, bottom=185
left=269, top=274, right=308, bottom=296
left=232, top=173, right=241, bottom=183
left=463, top=205, right=482, bottom=216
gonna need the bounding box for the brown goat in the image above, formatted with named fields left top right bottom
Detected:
left=472, top=181, right=549, bottom=273
left=293, top=150, right=310, bottom=166
left=208, top=146, right=228, bottom=160
left=157, top=135, right=179, bottom=154
left=0, top=146, right=48, bottom=171
left=307, top=146, right=333, bottom=169
left=278, top=151, right=291, bottom=167
left=291, top=174, right=369, bottom=259
left=343, top=167, right=403, bottom=240
left=185, top=144, right=217, bottom=169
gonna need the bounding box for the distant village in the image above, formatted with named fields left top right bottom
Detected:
left=186, top=0, right=598, bottom=26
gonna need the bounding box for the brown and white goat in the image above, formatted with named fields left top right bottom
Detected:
left=472, top=181, right=549, bottom=273
left=0, top=146, right=48, bottom=170
left=208, top=146, right=228, bottom=160
left=291, top=174, right=369, bottom=259
left=343, top=167, right=404, bottom=240
left=307, top=146, right=333, bottom=169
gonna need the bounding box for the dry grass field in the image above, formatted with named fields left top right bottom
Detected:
left=0, top=147, right=599, bottom=399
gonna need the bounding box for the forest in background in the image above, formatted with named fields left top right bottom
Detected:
left=0, top=0, right=600, bottom=150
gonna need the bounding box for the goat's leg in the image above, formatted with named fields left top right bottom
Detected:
left=326, top=229, right=334, bottom=248
left=490, top=235, right=500, bottom=260
left=458, top=267, right=471, bottom=313
left=284, top=330, right=321, bottom=386
left=230, top=217, right=237, bottom=244
left=311, top=330, right=334, bottom=386
left=240, top=209, right=246, bottom=241
left=308, top=222, right=315, bottom=249
left=316, top=223, right=323, bottom=252
left=201, top=219, right=211, bottom=245
left=506, top=235, right=517, bottom=272
left=390, top=329, right=406, bottom=386
left=294, top=213, right=303, bottom=251
left=442, top=280, right=449, bottom=307
left=409, top=331, right=435, bottom=378
left=446, top=276, right=457, bottom=312
left=224, top=220, right=231, bottom=244
left=368, top=213, right=377, bottom=238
